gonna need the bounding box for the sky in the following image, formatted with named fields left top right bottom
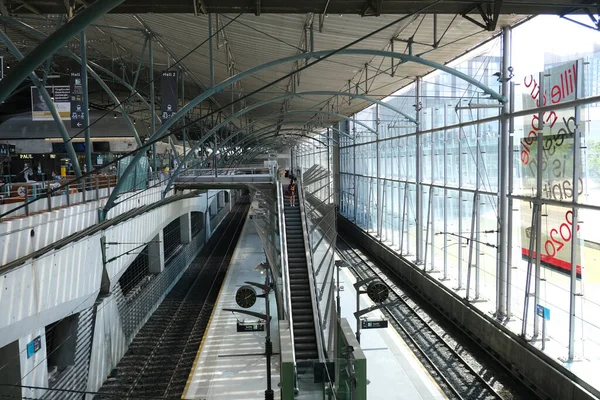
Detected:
left=512, top=15, right=600, bottom=76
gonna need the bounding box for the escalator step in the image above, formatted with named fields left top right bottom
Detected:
left=293, top=321, right=315, bottom=329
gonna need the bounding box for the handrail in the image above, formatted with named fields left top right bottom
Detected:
left=276, top=171, right=296, bottom=364
left=296, top=169, right=327, bottom=363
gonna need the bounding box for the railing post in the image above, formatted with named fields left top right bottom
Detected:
left=47, top=181, right=52, bottom=211
left=66, top=182, right=71, bottom=207
left=24, top=186, right=29, bottom=216
left=81, top=177, right=87, bottom=203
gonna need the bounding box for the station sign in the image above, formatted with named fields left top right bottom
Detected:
left=361, top=319, right=388, bottom=329
left=161, top=71, right=178, bottom=123
left=70, top=71, right=85, bottom=128
left=536, top=304, right=551, bottom=320
left=31, top=86, right=70, bottom=121
left=236, top=321, right=265, bottom=332
left=26, top=336, right=41, bottom=358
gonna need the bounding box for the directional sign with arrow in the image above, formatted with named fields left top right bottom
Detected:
left=70, top=71, right=85, bottom=128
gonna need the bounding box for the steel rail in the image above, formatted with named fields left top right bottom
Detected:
left=122, top=201, right=248, bottom=398
left=336, top=234, right=506, bottom=400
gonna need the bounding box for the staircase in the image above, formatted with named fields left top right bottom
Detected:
left=284, top=185, right=319, bottom=361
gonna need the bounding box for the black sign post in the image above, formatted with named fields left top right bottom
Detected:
left=161, top=71, right=178, bottom=123
left=70, top=72, right=84, bottom=129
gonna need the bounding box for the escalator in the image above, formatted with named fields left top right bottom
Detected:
left=283, top=186, right=319, bottom=361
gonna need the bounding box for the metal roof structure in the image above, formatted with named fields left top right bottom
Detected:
left=1, top=11, right=527, bottom=134
left=0, top=0, right=595, bottom=16
left=0, top=1, right=594, bottom=152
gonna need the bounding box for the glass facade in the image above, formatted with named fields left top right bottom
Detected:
left=324, top=16, right=600, bottom=389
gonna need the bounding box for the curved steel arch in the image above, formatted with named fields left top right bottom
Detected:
left=161, top=109, right=359, bottom=196
left=165, top=125, right=334, bottom=195
left=220, top=129, right=330, bottom=165
left=102, top=48, right=505, bottom=218
left=108, top=90, right=385, bottom=213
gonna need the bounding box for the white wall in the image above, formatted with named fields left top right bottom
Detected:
left=0, top=186, right=165, bottom=266
left=0, top=188, right=231, bottom=398
left=0, top=232, right=103, bottom=348
left=19, top=328, right=48, bottom=399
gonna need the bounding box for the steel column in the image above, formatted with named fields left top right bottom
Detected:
left=0, top=29, right=82, bottom=179
left=0, top=0, right=126, bottom=102
left=149, top=34, right=157, bottom=172
left=497, top=26, right=511, bottom=318
left=415, top=78, right=423, bottom=263
left=81, top=29, right=92, bottom=173
left=181, top=67, right=187, bottom=168
left=42, top=15, right=63, bottom=87
left=131, top=35, right=148, bottom=93
left=208, top=14, right=214, bottom=87
left=568, top=59, right=584, bottom=360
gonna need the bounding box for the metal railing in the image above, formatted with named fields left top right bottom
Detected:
left=177, top=167, right=271, bottom=177
left=276, top=175, right=296, bottom=366
left=0, top=174, right=118, bottom=220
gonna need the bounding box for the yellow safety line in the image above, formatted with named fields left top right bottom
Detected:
left=182, top=213, right=249, bottom=399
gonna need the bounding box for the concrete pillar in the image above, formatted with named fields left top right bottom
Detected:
left=148, top=231, right=164, bottom=273
left=180, top=212, right=192, bottom=244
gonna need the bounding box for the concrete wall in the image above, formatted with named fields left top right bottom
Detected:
left=339, top=216, right=598, bottom=400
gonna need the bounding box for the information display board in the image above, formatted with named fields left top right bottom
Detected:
left=31, top=86, right=70, bottom=121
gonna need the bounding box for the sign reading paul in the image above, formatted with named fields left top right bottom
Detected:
left=31, top=86, right=70, bottom=121
left=519, top=59, right=583, bottom=275
left=161, top=71, right=178, bottom=123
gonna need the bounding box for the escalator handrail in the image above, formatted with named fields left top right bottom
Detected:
left=296, top=170, right=327, bottom=363
left=276, top=176, right=296, bottom=364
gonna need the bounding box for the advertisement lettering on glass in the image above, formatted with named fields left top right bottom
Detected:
left=519, top=60, right=583, bottom=275
left=520, top=62, right=577, bottom=166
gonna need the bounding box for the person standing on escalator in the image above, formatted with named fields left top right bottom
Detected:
left=288, top=180, right=296, bottom=207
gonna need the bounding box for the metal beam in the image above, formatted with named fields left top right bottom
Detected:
left=42, top=15, right=63, bottom=87
left=0, top=28, right=82, bottom=179
left=101, top=47, right=505, bottom=218
left=0, top=0, right=126, bottom=102
left=162, top=110, right=357, bottom=196
left=0, top=17, right=146, bottom=146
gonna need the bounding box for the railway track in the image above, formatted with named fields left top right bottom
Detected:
left=336, top=234, right=539, bottom=400
left=97, top=197, right=249, bottom=400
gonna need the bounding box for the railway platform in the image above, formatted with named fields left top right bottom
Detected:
left=183, top=209, right=281, bottom=400
left=336, top=257, right=446, bottom=400
left=182, top=195, right=445, bottom=400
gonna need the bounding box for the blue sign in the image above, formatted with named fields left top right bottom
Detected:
left=26, top=336, right=41, bottom=358
left=536, top=304, right=550, bottom=320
